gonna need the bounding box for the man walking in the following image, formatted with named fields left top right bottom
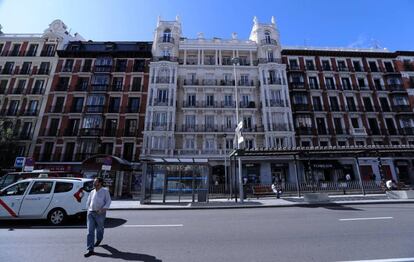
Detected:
left=84, top=177, right=111, bottom=258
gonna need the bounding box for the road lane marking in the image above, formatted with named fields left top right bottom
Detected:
left=123, top=224, right=183, bottom=228
left=336, top=257, right=414, bottom=262
left=339, top=217, right=393, bottom=221
left=31, top=226, right=85, bottom=229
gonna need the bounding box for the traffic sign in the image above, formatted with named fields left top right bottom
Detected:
left=235, top=121, right=243, bottom=133
left=23, top=157, right=35, bottom=172
left=14, top=157, right=25, bottom=168
left=102, top=157, right=112, bottom=171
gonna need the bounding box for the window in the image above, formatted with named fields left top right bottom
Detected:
left=205, top=115, right=215, bottom=129
left=226, top=139, right=233, bottom=149
left=358, top=78, right=366, bottom=88
left=293, top=95, right=307, bottom=104
left=353, top=61, right=362, bottom=72
left=316, top=118, right=327, bottom=134
left=322, top=60, right=331, bottom=71
left=3, top=62, right=14, bottom=74
left=384, top=61, right=394, bottom=72
left=131, top=77, right=142, bottom=91
left=82, top=59, right=92, bottom=72
left=363, top=97, right=373, bottom=111
left=157, top=89, right=168, bottom=103
left=66, top=119, right=80, bottom=136
left=374, top=79, right=383, bottom=90
left=125, top=119, right=137, bottom=136
left=329, top=96, right=339, bottom=111
left=108, top=97, right=120, bottom=113
left=346, top=97, right=356, bottom=111
left=351, top=118, right=360, bottom=128
left=62, top=59, right=74, bottom=72
left=334, top=118, right=343, bottom=133
left=243, top=116, right=252, bottom=129
left=163, top=29, right=172, bottom=42
left=8, top=100, right=19, bottom=115
left=325, top=77, right=335, bottom=89
left=133, top=59, right=145, bottom=72
left=105, top=119, right=117, bottom=136
left=54, top=182, right=73, bottom=193
left=32, top=80, right=45, bottom=94
left=21, top=62, right=31, bottom=74
left=205, top=139, right=215, bottom=149
left=305, top=60, right=315, bottom=70
left=82, top=116, right=103, bottom=129
left=11, top=44, right=21, bottom=56
left=185, top=115, right=196, bottom=128
left=369, top=61, right=378, bottom=72
left=206, top=94, right=214, bottom=107
left=308, top=77, right=318, bottom=89
left=152, top=136, right=166, bottom=149
left=29, top=181, right=53, bottom=195
left=289, top=59, right=299, bottom=70
left=379, top=97, right=390, bottom=111
left=2, top=182, right=30, bottom=196
left=123, top=143, right=134, bottom=161
left=225, top=116, right=233, bottom=129
left=312, top=97, right=323, bottom=111
left=264, top=31, right=271, bottom=43
left=63, top=142, right=75, bottom=161
left=224, top=95, right=233, bottom=107
left=71, top=97, right=84, bottom=113
left=39, top=62, right=50, bottom=74
left=128, top=97, right=140, bottom=112
left=0, top=80, right=8, bottom=94
left=240, top=75, right=249, bottom=86
left=341, top=78, right=351, bottom=90
left=337, top=61, right=347, bottom=71
left=245, top=139, right=254, bottom=149
left=48, top=119, right=60, bottom=136
left=14, top=79, right=26, bottom=94
left=115, top=59, right=127, bottom=72
left=57, top=77, right=70, bottom=91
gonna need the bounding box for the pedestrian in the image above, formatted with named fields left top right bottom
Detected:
left=84, top=177, right=112, bottom=258
left=271, top=182, right=282, bottom=199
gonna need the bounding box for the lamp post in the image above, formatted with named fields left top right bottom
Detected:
left=232, top=57, right=244, bottom=203
left=223, top=134, right=228, bottom=192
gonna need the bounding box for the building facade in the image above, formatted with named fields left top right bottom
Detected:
left=141, top=16, right=414, bottom=196
left=0, top=20, right=83, bottom=162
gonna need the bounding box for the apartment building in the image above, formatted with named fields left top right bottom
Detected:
left=283, top=48, right=414, bottom=184
left=0, top=20, right=83, bottom=159
left=141, top=16, right=295, bottom=196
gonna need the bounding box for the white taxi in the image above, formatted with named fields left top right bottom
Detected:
left=0, top=178, right=93, bottom=225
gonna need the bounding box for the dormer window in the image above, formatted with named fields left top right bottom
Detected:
left=163, top=29, right=172, bottom=43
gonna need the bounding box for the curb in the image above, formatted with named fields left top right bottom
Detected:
left=109, top=200, right=414, bottom=211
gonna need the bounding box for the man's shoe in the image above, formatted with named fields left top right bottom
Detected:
left=84, top=250, right=94, bottom=257
left=94, top=240, right=101, bottom=247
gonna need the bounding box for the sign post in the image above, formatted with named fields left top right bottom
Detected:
left=14, top=157, right=26, bottom=170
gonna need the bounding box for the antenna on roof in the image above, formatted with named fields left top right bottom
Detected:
left=369, top=38, right=382, bottom=49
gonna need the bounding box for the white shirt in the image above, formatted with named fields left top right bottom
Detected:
left=86, top=187, right=111, bottom=212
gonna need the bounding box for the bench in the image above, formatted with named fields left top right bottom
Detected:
left=252, top=185, right=274, bottom=198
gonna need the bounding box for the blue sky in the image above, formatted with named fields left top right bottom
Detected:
left=0, top=0, right=413, bottom=50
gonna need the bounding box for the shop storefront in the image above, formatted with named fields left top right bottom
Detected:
left=81, top=155, right=133, bottom=198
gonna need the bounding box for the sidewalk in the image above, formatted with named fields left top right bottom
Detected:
left=109, top=194, right=414, bottom=210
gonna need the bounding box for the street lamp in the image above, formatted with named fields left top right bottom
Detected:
left=232, top=57, right=244, bottom=203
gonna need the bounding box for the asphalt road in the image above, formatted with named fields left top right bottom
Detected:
left=1, top=203, right=414, bottom=262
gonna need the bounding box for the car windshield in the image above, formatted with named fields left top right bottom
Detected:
left=83, top=181, right=94, bottom=192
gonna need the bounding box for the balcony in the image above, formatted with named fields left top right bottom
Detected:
left=239, top=101, right=256, bottom=108
left=260, top=39, right=278, bottom=45
left=22, top=110, right=38, bottom=116
left=287, top=65, right=302, bottom=71
left=31, top=88, right=44, bottom=95
left=238, top=80, right=255, bottom=86
left=267, top=78, right=282, bottom=85
left=63, top=128, right=79, bottom=136
left=155, top=77, right=170, bottom=84
left=124, top=107, right=140, bottom=113
left=337, top=66, right=349, bottom=72
left=258, top=58, right=282, bottom=64
left=94, top=65, right=112, bottom=73
left=388, top=84, right=405, bottom=92
left=40, top=50, right=55, bottom=57
left=306, top=65, right=316, bottom=71
left=153, top=56, right=178, bottom=62
left=37, top=68, right=49, bottom=75
left=295, top=126, right=313, bottom=135
left=61, top=67, right=73, bottom=73
left=79, top=128, right=102, bottom=136
left=401, top=127, right=414, bottom=135
left=153, top=99, right=169, bottom=106
left=183, top=79, right=199, bottom=85
left=123, top=129, right=138, bottom=137
left=313, top=104, right=324, bottom=111
left=293, top=104, right=310, bottom=111
left=85, top=105, right=105, bottom=113
left=269, top=99, right=285, bottom=107
left=202, top=79, right=217, bottom=86
left=290, top=82, right=305, bottom=89
left=351, top=128, right=367, bottom=136
left=392, top=105, right=411, bottom=112
left=103, top=129, right=117, bottom=137
left=107, top=106, right=120, bottom=113
left=75, top=84, right=88, bottom=92
left=55, top=85, right=69, bottom=91
left=334, top=129, right=349, bottom=135
left=269, top=123, right=290, bottom=132
left=111, top=85, right=123, bottom=92
left=309, top=83, right=319, bottom=89
left=70, top=105, right=83, bottom=113
left=159, top=36, right=175, bottom=44
left=151, top=122, right=171, bottom=131
left=90, top=84, right=109, bottom=92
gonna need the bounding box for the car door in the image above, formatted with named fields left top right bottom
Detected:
left=0, top=181, right=31, bottom=218
left=19, top=181, right=54, bottom=218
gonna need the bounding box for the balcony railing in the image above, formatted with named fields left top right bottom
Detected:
left=290, top=82, right=305, bottom=89
left=85, top=105, right=105, bottom=113
left=239, top=101, right=256, bottom=108
left=351, top=128, right=367, bottom=136
left=37, top=68, right=49, bottom=75
left=31, top=88, right=44, bottom=95
left=75, top=84, right=88, bottom=91
left=183, top=79, right=199, bottom=85
left=258, top=58, right=282, bottom=64
left=269, top=99, right=285, bottom=107
left=90, top=84, right=109, bottom=92
left=392, top=105, right=411, bottom=112
left=94, top=65, right=112, bottom=73
left=293, top=104, right=310, bottom=111
left=79, top=128, right=103, bottom=136
left=388, top=84, right=405, bottom=91
left=401, top=127, right=414, bottom=135
left=55, top=85, right=69, bottom=91
left=103, top=129, right=117, bottom=137
left=63, top=128, right=79, bottom=136
left=295, top=127, right=314, bottom=135
left=153, top=56, right=178, bottom=62
left=260, top=39, right=277, bottom=45
left=70, top=105, right=83, bottom=113
left=269, top=123, right=290, bottom=132
left=111, top=85, right=123, bottom=92
left=159, top=36, right=175, bottom=44
left=155, top=77, right=171, bottom=84
left=40, top=50, right=55, bottom=57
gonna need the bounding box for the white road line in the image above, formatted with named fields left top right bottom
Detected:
left=122, top=224, right=183, bottom=228
left=336, top=257, right=414, bottom=262
left=31, top=226, right=85, bottom=229
left=339, top=217, right=393, bottom=221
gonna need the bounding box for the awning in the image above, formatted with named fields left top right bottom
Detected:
left=82, top=155, right=132, bottom=171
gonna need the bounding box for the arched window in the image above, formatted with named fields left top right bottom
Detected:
left=163, top=29, right=171, bottom=42
left=264, top=31, right=271, bottom=44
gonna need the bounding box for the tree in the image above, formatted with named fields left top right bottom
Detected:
left=0, top=121, right=20, bottom=174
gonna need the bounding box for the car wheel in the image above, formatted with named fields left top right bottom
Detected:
left=48, top=208, right=66, bottom=225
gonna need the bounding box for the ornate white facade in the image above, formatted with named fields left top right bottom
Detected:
left=142, top=16, right=295, bottom=183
